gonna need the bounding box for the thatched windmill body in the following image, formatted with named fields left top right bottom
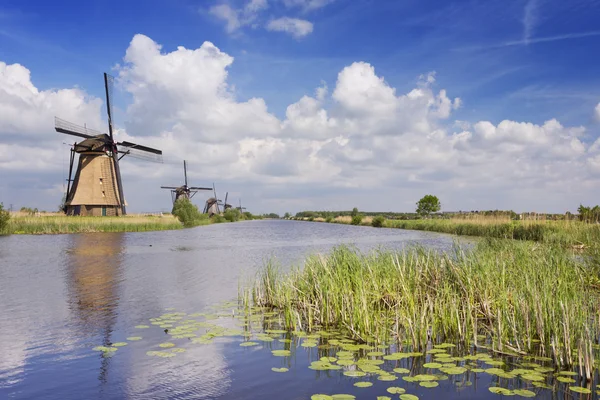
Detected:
left=56, top=73, right=163, bottom=216
left=161, top=160, right=212, bottom=204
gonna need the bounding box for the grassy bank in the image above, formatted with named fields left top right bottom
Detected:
left=298, top=215, right=600, bottom=249
left=243, top=240, right=600, bottom=373
left=8, top=214, right=187, bottom=234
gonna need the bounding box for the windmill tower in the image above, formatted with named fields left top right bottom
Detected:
left=56, top=73, right=163, bottom=216
left=161, top=160, right=212, bottom=204
left=237, top=198, right=247, bottom=213
left=203, top=183, right=221, bottom=216
left=222, top=192, right=233, bottom=211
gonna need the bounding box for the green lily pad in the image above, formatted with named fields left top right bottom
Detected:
left=531, top=382, right=552, bottom=389
left=321, top=357, right=337, bottom=362
left=126, top=337, right=142, bottom=341
left=489, top=387, right=513, bottom=395
left=393, top=368, right=410, bottom=374
left=367, top=351, right=385, bottom=356
left=399, top=395, right=419, bottom=400
left=311, top=395, right=333, bottom=400
left=271, top=350, right=291, bottom=357
left=378, top=374, right=398, bottom=381
left=513, top=389, right=536, bottom=397
left=171, top=348, right=186, bottom=353
left=240, top=341, right=259, bottom=347
left=471, top=368, right=485, bottom=373
left=377, top=397, right=392, bottom=400
left=159, top=342, right=175, bottom=348
left=386, top=387, right=406, bottom=394
left=93, top=346, right=117, bottom=352
left=520, top=374, right=545, bottom=382
left=556, top=376, right=575, bottom=383
left=557, top=371, right=577, bottom=376
left=423, top=363, right=443, bottom=369
left=111, top=342, right=128, bottom=347
left=272, top=367, right=289, bottom=373
left=331, top=395, right=355, bottom=400
left=440, top=366, right=467, bottom=375
left=343, top=370, right=366, bottom=377
left=337, top=359, right=355, bottom=366
left=569, top=387, right=591, bottom=394
left=485, top=360, right=505, bottom=366
left=135, top=325, right=150, bottom=329
left=354, top=382, right=373, bottom=388
left=420, top=382, right=439, bottom=388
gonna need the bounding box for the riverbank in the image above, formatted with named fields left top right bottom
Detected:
left=244, top=240, right=600, bottom=374
left=294, top=215, right=599, bottom=248
left=6, top=214, right=188, bottom=234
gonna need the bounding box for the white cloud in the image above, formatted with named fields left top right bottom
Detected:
left=266, top=17, right=313, bottom=38
left=595, top=102, right=600, bottom=121
left=209, top=0, right=268, bottom=34
left=1, top=34, right=599, bottom=214
left=282, top=0, right=334, bottom=12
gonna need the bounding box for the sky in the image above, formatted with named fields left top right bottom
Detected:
left=0, top=0, right=599, bottom=215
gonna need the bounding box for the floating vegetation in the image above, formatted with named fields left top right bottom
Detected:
left=353, top=382, right=372, bottom=388
left=135, top=325, right=150, bottom=329
left=240, top=341, right=259, bottom=347
left=271, top=367, right=289, bottom=373
left=127, top=336, right=142, bottom=341
left=158, top=342, right=175, bottom=348
left=111, top=342, right=128, bottom=347
left=271, top=349, right=291, bottom=357
left=386, top=387, right=406, bottom=394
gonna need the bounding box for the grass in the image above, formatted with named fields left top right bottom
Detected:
left=305, top=214, right=600, bottom=249
left=243, top=240, right=600, bottom=374
left=8, top=214, right=187, bottom=234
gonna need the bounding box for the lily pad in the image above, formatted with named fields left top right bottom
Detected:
left=377, top=397, right=392, bottom=400
left=489, top=387, right=513, bottom=395
left=367, top=351, right=385, bottom=356
left=569, top=387, right=591, bottom=394
left=386, top=387, right=406, bottom=394
left=171, top=348, right=186, bottom=353
left=419, top=382, right=439, bottom=388
left=556, top=376, right=575, bottom=383
left=399, top=395, right=419, bottom=400
left=513, top=389, right=536, bottom=397
left=159, top=342, right=175, bottom=348
left=240, top=341, right=259, bottom=347
left=272, top=367, right=289, bottom=373
left=311, top=395, right=333, bottom=400
left=331, top=395, right=355, bottom=400
left=353, top=382, right=373, bottom=388
left=520, top=374, right=544, bottom=382
left=126, top=337, right=142, bottom=341
left=135, top=325, right=150, bottom=329
left=111, top=342, right=128, bottom=347
left=343, top=370, right=366, bottom=377
left=378, top=374, right=398, bottom=381
left=271, top=350, right=291, bottom=357
left=423, top=363, right=443, bottom=369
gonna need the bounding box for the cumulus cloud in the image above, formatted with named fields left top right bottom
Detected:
left=266, top=17, right=313, bottom=38
left=209, top=0, right=268, bottom=34
left=1, top=34, right=599, bottom=213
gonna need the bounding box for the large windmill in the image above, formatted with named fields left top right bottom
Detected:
left=161, top=160, right=212, bottom=204
left=56, top=73, right=163, bottom=216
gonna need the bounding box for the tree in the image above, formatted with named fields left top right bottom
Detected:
left=416, top=195, right=441, bottom=217
left=351, top=207, right=359, bottom=217
left=172, top=198, right=206, bottom=227
left=284, top=212, right=291, bottom=219
left=0, top=203, right=10, bottom=234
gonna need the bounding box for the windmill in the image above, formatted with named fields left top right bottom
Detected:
left=203, top=183, right=221, bottom=216
left=161, top=160, right=212, bottom=204
left=56, top=73, right=163, bottom=216
left=237, top=198, right=247, bottom=213
left=222, top=192, right=233, bottom=211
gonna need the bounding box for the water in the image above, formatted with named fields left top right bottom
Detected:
left=0, top=220, right=591, bottom=399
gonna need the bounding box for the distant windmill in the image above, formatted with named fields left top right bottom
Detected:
left=203, top=183, right=221, bottom=216
left=56, top=73, right=163, bottom=216
left=237, top=198, right=247, bottom=213
left=222, top=192, right=233, bottom=211
left=161, top=160, right=212, bottom=204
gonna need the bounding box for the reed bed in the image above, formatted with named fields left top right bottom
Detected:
left=379, top=218, right=599, bottom=248
left=8, top=214, right=186, bottom=234
left=243, top=240, right=600, bottom=373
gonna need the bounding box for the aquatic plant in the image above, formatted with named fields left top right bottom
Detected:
left=245, top=240, right=600, bottom=375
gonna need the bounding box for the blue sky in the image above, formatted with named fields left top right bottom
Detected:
left=1, top=0, right=600, bottom=214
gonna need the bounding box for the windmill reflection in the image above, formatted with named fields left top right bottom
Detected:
left=65, top=232, right=125, bottom=383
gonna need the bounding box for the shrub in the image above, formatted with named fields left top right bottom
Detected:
left=243, top=211, right=254, bottom=220
left=0, top=203, right=10, bottom=234
left=326, top=216, right=333, bottom=223
left=212, top=215, right=226, bottom=223
left=224, top=208, right=241, bottom=222
left=351, top=214, right=363, bottom=225
left=372, top=215, right=385, bottom=228
left=172, top=198, right=207, bottom=227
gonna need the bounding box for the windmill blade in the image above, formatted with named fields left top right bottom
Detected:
left=188, top=187, right=213, bottom=190
left=55, top=117, right=101, bottom=139
left=117, top=141, right=162, bottom=155
left=104, top=73, right=115, bottom=141
left=183, top=160, right=188, bottom=187
left=212, top=183, right=220, bottom=214
left=161, top=186, right=179, bottom=189
left=224, top=192, right=228, bottom=209
left=117, top=147, right=163, bottom=163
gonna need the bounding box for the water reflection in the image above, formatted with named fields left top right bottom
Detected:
left=65, top=233, right=124, bottom=384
